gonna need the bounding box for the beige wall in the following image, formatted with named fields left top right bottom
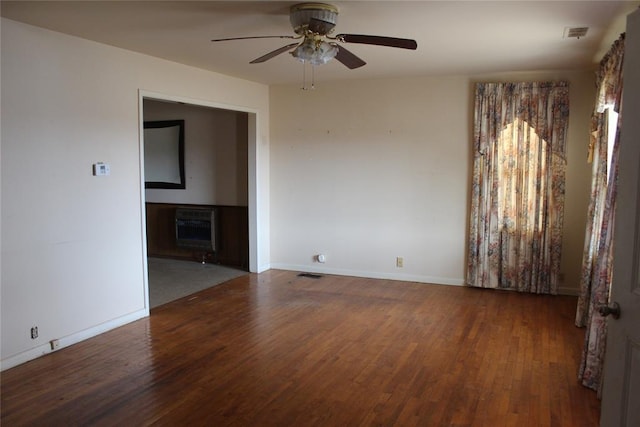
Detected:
left=0, top=18, right=270, bottom=368
left=269, top=71, right=594, bottom=294
left=143, top=100, right=249, bottom=206
left=1, top=15, right=598, bottom=370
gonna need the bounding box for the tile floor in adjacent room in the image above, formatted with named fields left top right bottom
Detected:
left=148, top=257, right=248, bottom=308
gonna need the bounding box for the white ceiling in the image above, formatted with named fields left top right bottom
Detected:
left=2, top=1, right=638, bottom=85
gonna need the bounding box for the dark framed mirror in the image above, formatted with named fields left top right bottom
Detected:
left=143, top=120, right=185, bottom=189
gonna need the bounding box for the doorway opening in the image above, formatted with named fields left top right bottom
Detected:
left=138, top=92, right=259, bottom=309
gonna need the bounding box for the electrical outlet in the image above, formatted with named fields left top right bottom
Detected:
left=50, top=339, right=60, bottom=351
left=30, top=326, right=38, bottom=339
left=396, top=257, right=404, bottom=268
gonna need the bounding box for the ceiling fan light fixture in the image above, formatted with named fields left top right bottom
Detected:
left=311, top=41, right=338, bottom=65
left=292, top=38, right=338, bottom=65
left=292, top=37, right=316, bottom=61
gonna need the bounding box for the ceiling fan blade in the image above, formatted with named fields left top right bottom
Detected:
left=308, top=17, right=336, bottom=35
left=336, top=34, right=418, bottom=50
left=335, top=45, right=366, bottom=69
left=250, top=43, right=300, bottom=64
left=211, top=35, right=298, bottom=42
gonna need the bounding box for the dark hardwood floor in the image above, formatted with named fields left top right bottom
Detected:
left=1, top=270, right=600, bottom=426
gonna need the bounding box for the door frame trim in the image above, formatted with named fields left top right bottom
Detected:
left=137, top=90, right=260, bottom=312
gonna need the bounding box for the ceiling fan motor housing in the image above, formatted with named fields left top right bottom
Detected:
left=290, top=3, right=339, bottom=35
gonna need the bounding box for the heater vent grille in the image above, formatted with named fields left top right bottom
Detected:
left=175, top=208, right=216, bottom=252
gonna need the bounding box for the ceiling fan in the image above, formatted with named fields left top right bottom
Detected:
left=211, top=2, right=418, bottom=69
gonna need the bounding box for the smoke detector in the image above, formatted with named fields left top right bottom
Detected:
left=564, top=27, right=589, bottom=39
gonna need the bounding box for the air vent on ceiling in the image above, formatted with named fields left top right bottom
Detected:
left=564, top=27, right=589, bottom=39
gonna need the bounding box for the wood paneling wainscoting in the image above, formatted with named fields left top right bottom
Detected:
left=145, top=202, right=248, bottom=270
left=1, top=271, right=599, bottom=425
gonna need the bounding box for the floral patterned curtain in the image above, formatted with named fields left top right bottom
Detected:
left=467, top=82, right=570, bottom=294
left=576, top=33, right=625, bottom=393
left=575, top=112, right=610, bottom=329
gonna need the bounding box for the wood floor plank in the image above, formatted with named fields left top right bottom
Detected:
left=1, top=270, right=600, bottom=426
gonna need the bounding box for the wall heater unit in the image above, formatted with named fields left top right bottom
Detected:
left=175, top=207, right=216, bottom=252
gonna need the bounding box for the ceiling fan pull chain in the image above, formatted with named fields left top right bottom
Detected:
left=301, top=61, right=307, bottom=90
left=300, top=61, right=316, bottom=91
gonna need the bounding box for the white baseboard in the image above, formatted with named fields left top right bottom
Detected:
left=268, top=264, right=581, bottom=296
left=269, top=263, right=465, bottom=286
left=1, top=308, right=148, bottom=372
left=255, top=262, right=271, bottom=274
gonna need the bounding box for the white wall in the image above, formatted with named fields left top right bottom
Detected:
left=143, top=100, right=249, bottom=206
left=269, top=71, right=594, bottom=293
left=557, top=72, right=596, bottom=295
left=0, top=18, right=270, bottom=369
left=270, top=77, right=471, bottom=285
left=0, top=15, right=597, bottom=370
